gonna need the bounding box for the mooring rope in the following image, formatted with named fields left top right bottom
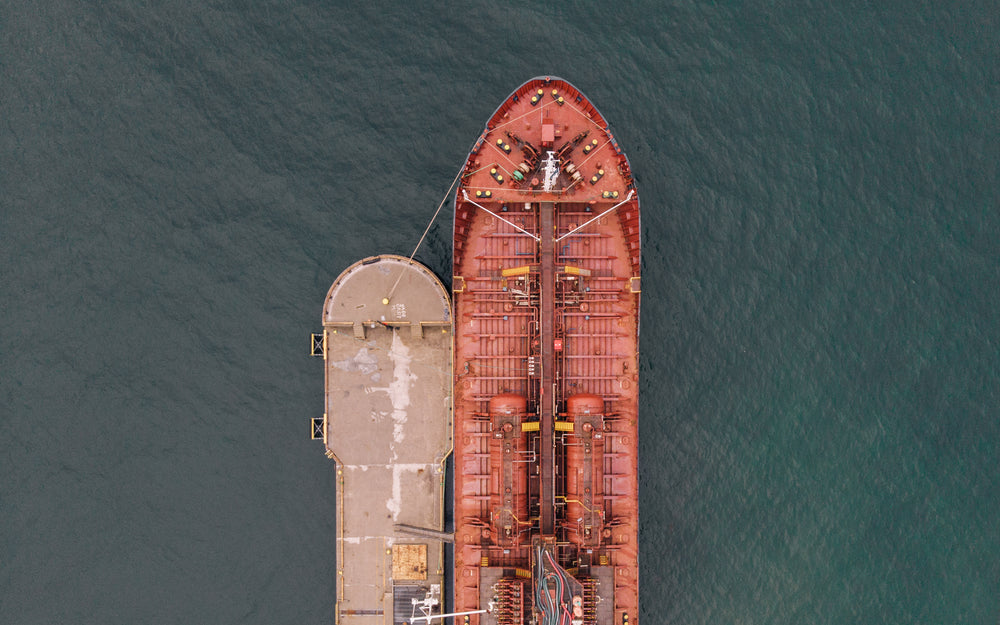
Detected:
left=385, top=165, right=465, bottom=302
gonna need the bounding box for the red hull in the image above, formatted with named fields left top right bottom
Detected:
left=453, top=77, right=640, bottom=625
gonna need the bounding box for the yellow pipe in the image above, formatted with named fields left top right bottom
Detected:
left=501, top=265, right=532, bottom=277
left=563, top=265, right=592, bottom=276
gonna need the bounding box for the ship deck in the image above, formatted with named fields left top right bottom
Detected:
left=452, top=77, right=641, bottom=625
left=321, top=255, right=453, bottom=625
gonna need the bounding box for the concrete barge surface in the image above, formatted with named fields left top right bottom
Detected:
left=320, top=255, right=453, bottom=625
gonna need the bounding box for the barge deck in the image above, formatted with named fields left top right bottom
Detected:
left=318, top=255, right=453, bottom=625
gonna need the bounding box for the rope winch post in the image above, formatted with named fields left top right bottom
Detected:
left=384, top=166, right=465, bottom=304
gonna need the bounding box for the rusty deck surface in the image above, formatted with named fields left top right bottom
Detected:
left=321, top=255, right=452, bottom=625
left=452, top=77, right=641, bottom=625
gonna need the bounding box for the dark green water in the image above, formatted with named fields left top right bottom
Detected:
left=3, top=2, right=998, bottom=623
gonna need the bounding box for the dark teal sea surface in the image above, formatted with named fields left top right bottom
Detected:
left=3, top=2, right=998, bottom=623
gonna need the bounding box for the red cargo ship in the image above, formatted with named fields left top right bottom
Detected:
left=452, top=77, right=641, bottom=625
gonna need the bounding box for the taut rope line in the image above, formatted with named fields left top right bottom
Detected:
left=384, top=166, right=464, bottom=303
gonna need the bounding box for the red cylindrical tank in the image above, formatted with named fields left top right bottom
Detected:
left=563, top=394, right=604, bottom=546
left=490, top=393, right=528, bottom=415
left=489, top=394, right=529, bottom=546
left=566, top=393, right=603, bottom=416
